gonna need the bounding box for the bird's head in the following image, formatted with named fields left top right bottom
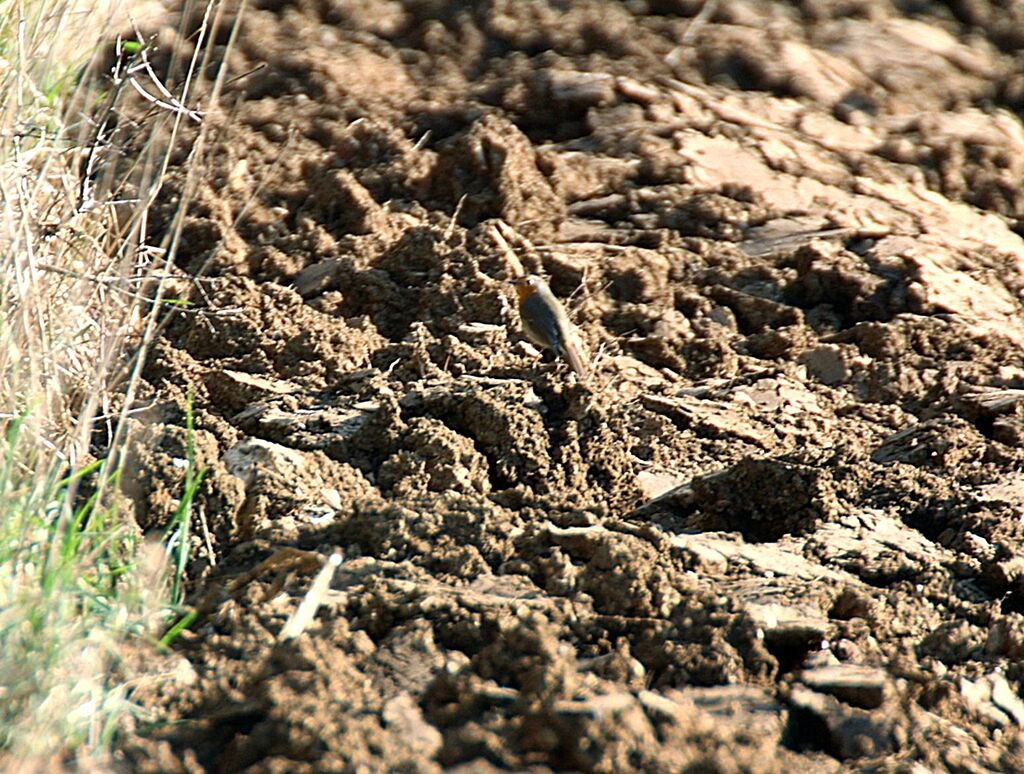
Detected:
left=514, top=274, right=544, bottom=303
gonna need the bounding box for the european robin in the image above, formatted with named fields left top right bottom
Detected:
left=514, top=274, right=589, bottom=381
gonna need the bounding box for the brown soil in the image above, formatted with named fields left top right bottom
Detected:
left=112, top=1, right=1024, bottom=771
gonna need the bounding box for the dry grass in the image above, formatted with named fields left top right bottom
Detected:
left=0, top=0, right=235, bottom=762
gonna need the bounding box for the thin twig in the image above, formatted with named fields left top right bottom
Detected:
left=681, top=0, right=718, bottom=45
left=127, top=17, right=203, bottom=122
left=278, top=552, right=343, bottom=642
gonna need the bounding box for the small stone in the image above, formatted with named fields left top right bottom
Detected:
left=799, top=345, right=849, bottom=385
left=989, top=675, right=1024, bottom=726
left=799, top=664, right=889, bottom=709
left=787, top=685, right=898, bottom=759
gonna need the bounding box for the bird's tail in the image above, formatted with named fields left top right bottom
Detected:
left=561, top=328, right=590, bottom=383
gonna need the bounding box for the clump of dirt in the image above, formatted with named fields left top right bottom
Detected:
left=113, top=0, right=1024, bottom=771
left=689, top=456, right=841, bottom=541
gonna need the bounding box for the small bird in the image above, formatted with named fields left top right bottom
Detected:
left=514, top=274, right=589, bottom=381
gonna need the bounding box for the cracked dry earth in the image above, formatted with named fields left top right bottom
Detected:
left=114, top=0, right=1024, bottom=771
